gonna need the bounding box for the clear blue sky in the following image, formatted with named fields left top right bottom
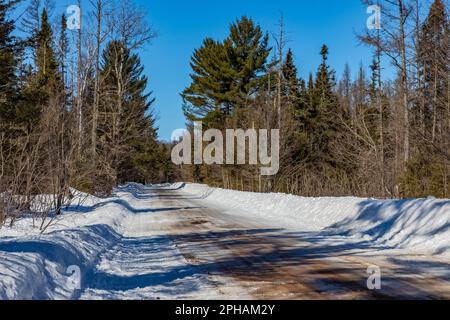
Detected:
left=14, top=0, right=380, bottom=141
left=138, top=0, right=377, bottom=141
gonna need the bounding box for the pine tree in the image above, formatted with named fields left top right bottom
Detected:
left=227, top=16, right=270, bottom=101
left=181, top=38, right=234, bottom=124
left=182, top=16, right=271, bottom=127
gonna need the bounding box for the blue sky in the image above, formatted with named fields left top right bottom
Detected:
left=14, top=0, right=380, bottom=141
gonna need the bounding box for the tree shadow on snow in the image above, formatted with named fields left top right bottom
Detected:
left=79, top=228, right=450, bottom=299
left=324, top=198, right=450, bottom=254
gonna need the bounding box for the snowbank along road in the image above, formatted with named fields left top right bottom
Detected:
left=1, top=184, right=450, bottom=300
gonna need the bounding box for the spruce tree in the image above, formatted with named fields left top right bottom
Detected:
left=281, top=49, right=307, bottom=163
left=282, top=49, right=301, bottom=107
left=36, top=9, right=58, bottom=85
left=99, top=40, right=159, bottom=183
left=305, top=72, right=315, bottom=116
left=0, top=0, right=21, bottom=122
left=294, top=72, right=316, bottom=161
left=311, top=45, right=340, bottom=165
left=314, top=45, right=338, bottom=114
left=16, top=9, right=60, bottom=129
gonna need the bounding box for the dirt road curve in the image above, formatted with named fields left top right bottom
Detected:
left=137, top=186, right=450, bottom=300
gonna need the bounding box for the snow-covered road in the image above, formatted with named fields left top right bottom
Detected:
left=81, top=186, right=450, bottom=299
left=1, top=184, right=450, bottom=300
left=79, top=187, right=249, bottom=300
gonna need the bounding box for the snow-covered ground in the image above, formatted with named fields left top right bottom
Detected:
left=0, top=183, right=449, bottom=300
left=0, top=184, right=246, bottom=300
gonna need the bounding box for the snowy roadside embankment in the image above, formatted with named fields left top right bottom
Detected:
left=180, top=184, right=450, bottom=256
left=1, top=183, right=450, bottom=299
left=0, top=191, right=130, bottom=300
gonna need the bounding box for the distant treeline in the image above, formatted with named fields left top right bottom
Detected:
left=178, top=0, right=449, bottom=199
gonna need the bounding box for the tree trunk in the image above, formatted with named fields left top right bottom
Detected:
left=398, top=0, right=410, bottom=165
left=92, top=0, right=102, bottom=159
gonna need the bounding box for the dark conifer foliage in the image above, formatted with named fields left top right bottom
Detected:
left=0, top=0, right=21, bottom=123
left=99, top=40, right=160, bottom=184
left=182, top=16, right=271, bottom=127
